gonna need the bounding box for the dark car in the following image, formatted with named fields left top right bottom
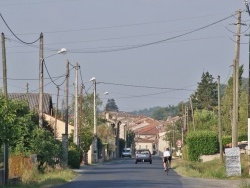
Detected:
left=135, top=149, right=152, bottom=164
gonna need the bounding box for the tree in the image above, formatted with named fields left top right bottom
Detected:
left=97, top=124, right=116, bottom=154
left=193, top=109, right=217, bottom=132
left=77, top=93, right=105, bottom=163
left=221, top=65, right=247, bottom=136
left=105, top=99, right=119, bottom=112
left=191, top=72, right=217, bottom=110
left=126, top=130, right=135, bottom=148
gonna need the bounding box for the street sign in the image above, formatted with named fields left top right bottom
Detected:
left=176, top=140, right=182, bottom=147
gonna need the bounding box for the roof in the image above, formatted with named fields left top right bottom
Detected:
left=8, top=93, right=53, bottom=115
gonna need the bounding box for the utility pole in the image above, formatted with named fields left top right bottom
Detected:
left=189, top=97, right=195, bottom=131
left=26, top=83, right=29, bottom=93
left=218, top=76, right=223, bottom=162
left=74, top=63, right=79, bottom=145
left=39, top=33, right=44, bottom=128
left=65, top=60, right=69, bottom=136
left=62, top=60, right=69, bottom=167
left=186, top=106, right=189, bottom=132
left=182, top=103, right=186, bottom=133
left=244, top=0, right=250, bottom=159
left=79, top=84, right=84, bottom=145
left=232, top=10, right=241, bottom=147
left=54, top=86, right=59, bottom=138
left=2, top=32, right=8, bottom=185
left=93, top=78, right=97, bottom=162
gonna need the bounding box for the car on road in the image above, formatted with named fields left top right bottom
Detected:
left=135, top=149, right=152, bottom=164
left=122, top=148, right=132, bottom=158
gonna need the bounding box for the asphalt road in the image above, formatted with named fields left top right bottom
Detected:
left=54, top=156, right=246, bottom=188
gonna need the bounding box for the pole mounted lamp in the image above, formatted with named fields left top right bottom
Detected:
left=39, top=48, right=67, bottom=128
left=89, top=77, right=98, bottom=163
left=89, top=77, right=109, bottom=163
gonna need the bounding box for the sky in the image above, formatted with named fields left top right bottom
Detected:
left=0, top=0, right=249, bottom=112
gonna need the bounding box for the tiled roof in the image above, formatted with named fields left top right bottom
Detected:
left=8, top=93, right=53, bottom=115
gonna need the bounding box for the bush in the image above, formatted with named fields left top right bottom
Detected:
left=186, top=131, right=218, bottom=161
left=30, top=128, right=63, bottom=171
left=68, top=146, right=83, bottom=169
left=222, top=134, right=247, bottom=146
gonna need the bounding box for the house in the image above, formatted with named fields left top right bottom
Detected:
left=8, top=93, right=73, bottom=139
left=8, top=93, right=53, bottom=115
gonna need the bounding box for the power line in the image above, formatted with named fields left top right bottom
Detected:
left=68, top=13, right=238, bottom=53
left=1, top=13, right=227, bottom=36
left=98, top=81, right=194, bottom=91
left=0, top=13, right=40, bottom=44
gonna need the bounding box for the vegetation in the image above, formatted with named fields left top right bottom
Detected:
left=104, top=98, right=119, bottom=112
left=173, top=153, right=250, bottom=180
left=185, top=131, right=219, bottom=161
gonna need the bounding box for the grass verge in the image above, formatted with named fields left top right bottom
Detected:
left=1, top=168, right=77, bottom=188
left=172, top=154, right=250, bottom=188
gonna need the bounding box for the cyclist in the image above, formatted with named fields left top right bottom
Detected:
left=162, top=148, right=171, bottom=171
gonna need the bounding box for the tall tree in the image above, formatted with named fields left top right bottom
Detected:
left=105, top=99, right=119, bottom=112
left=191, top=72, right=218, bottom=110
left=221, top=65, right=247, bottom=136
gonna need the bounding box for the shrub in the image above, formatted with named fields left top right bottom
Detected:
left=30, top=128, right=63, bottom=171
left=68, top=146, right=83, bottom=169
left=186, top=131, right=218, bottom=161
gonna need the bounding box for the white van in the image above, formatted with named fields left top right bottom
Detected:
left=121, top=148, right=132, bottom=158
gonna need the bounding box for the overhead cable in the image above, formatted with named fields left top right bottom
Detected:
left=99, top=81, right=194, bottom=91
left=69, top=12, right=237, bottom=53
left=0, top=13, right=40, bottom=44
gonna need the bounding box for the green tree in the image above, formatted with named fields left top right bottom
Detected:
left=221, top=65, right=246, bottom=136
left=191, top=72, right=217, bottom=110
left=97, top=124, right=116, bottom=154
left=193, top=109, right=217, bottom=131
left=126, top=130, right=135, bottom=148
left=105, top=99, right=119, bottom=112
left=77, top=93, right=105, bottom=163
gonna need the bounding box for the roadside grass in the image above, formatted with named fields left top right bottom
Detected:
left=172, top=153, right=250, bottom=180
left=0, top=168, right=77, bottom=188
left=172, top=158, right=227, bottom=179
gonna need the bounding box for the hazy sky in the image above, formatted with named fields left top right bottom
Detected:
left=0, top=1, right=249, bottom=112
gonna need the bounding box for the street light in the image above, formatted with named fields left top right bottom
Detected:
left=39, top=48, right=67, bottom=128
left=89, top=77, right=108, bottom=163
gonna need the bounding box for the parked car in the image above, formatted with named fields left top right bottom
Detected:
left=122, top=148, right=132, bottom=158
left=135, top=149, right=152, bottom=164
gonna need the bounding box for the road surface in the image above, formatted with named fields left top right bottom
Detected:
left=54, top=156, right=246, bottom=188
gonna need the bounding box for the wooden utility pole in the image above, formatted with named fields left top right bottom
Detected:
left=182, top=103, right=186, bottom=133
left=2, top=32, right=8, bottom=185
left=65, top=60, right=69, bottom=135
left=79, top=84, right=84, bottom=145
left=190, top=97, right=195, bottom=131
left=54, top=86, right=59, bottom=138
left=39, top=33, right=44, bottom=128
left=218, top=76, right=223, bottom=162
left=62, top=60, right=69, bottom=168
left=186, top=106, right=189, bottom=132
left=26, top=83, right=29, bottom=93
left=232, top=10, right=241, bottom=147
left=74, top=63, right=79, bottom=145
